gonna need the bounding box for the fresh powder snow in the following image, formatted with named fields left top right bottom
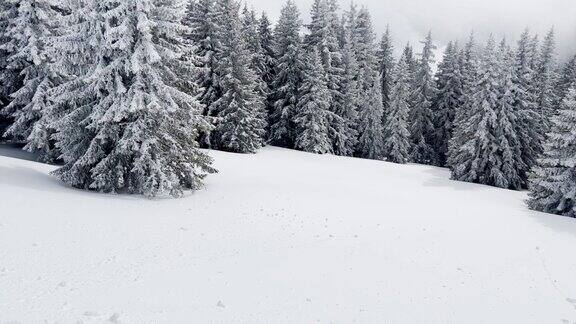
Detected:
left=1, top=145, right=576, bottom=323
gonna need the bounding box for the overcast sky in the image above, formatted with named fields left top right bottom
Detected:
left=247, top=0, right=576, bottom=61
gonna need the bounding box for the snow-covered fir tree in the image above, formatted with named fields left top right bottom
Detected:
left=305, top=0, right=335, bottom=64
left=447, top=32, right=479, bottom=169
left=409, top=31, right=437, bottom=165
left=52, top=0, right=215, bottom=197
left=258, top=12, right=277, bottom=114
left=383, top=52, right=412, bottom=164
left=492, top=40, right=524, bottom=189
left=241, top=6, right=269, bottom=131
left=450, top=36, right=523, bottom=189
left=210, top=0, right=266, bottom=153
left=336, top=26, right=360, bottom=156
left=1, top=0, right=45, bottom=138
left=377, top=26, right=394, bottom=117
left=241, top=7, right=262, bottom=56
left=304, top=0, right=351, bottom=156
left=514, top=29, right=545, bottom=186
left=356, top=72, right=384, bottom=160
left=268, top=0, right=303, bottom=148
left=349, top=7, right=381, bottom=158
left=432, top=41, right=463, bottom=167
left=557, top=54, right=576, bottom=101
left=0, top=0, right=20, bottom=130
left=185, top=0, right=221, bottom=129
left=528, top=34, right=541, bottom=71
left=1, top=0, right=67, bottom=162
left=528, top=86, right=576, bottom=217
left=402, top=43, right=418, bottom=82
left=350, top=6, right=378, bottom=94
left=39, top=0, right=94, bottom=152
left=293, top=48, right=335, bottom=154
left=536, top=28, right=559, bottom=120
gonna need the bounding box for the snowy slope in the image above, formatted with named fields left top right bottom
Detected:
left=1, top=146, right=576, bottom=324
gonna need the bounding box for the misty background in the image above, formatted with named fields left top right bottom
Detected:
left=247, top=0, right=576, bottom=61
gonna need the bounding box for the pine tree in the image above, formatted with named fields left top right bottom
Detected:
left=409, top=31, right=437, bottom=164
left=0, top=0, right=19, bottom=131
left=514, top=29, right=545, bottom=186
left=557, top=54, right=576, bottom=101
left=268, top=0, right=303, bottom=148
left=536, top=28, right=559, bottom=120
left=451, top=36, right=523, bottom=189
left=1, top=0, right=67, bottom=162
left=447, top=32, right=478, bottom=169
left=350, top=7, right=381, bottom=158
left=377, top=26, right=394, bottom=117
left=52, top=0, right=215, bottom=197
left=402, top=43, right=418, bottom=82
left=493, top=40, right=524, bottom=189
left=528, top=86, right=576, bottom=217
left=343, top=3, right=358, bottom=48
left=258, top=12, right=276, bottom=114
left=304, top=0, right=331, bottom=60
left=383, top=52, right=411, bottom=164
left=336, top=26, right=360, bottom=156
left=357, top=73, right=384, bottom=160
left=432, top=41, right=463, bottom=167
left=185, top=0, right=220, bottom=143
left=294, top=49, right=335, bottom=154
left=241, top=7, right=268, bottom=132
left=351, top=7, right=378, bottom=94
left=210, top=0, right=266, bottom=153
left=304, top=0, right=351, bottom=156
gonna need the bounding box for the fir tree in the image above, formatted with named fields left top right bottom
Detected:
left=432, top=41, right=463, bottom=167
left=53, top=0, right=215, bottom=197
left=528, top=86, right=576, bottom=217
left=447, top=32, right=478, bottom=169
left=185, top=0, right=221, bottom=145
left=450, top=36, right=500, bottom=186
left=186, top=0, right=220, bottom=105
left=356, top=72, right=384, bottom=160
left=335, top=26, right=360, bottom=156
left=241, top=7, right=268, bottom=131
left=383, top=52, right=411, bottom=164
left=514, top=29, right=545, bottom=186
left=1, top=0, right=66, bottom=161
left=304, top=0, right=331, bottom=59
left=493, top=40, right=524, bottom=189
left=268, top=0, right=303, bottom=148
left=377, top=26, right=394, bottom=117
left=304, top=0, right=350, bottom=156
left=343, top=3, right=358, bottom=48
left=0, top=0, right=19, bottom=131
left=451, top=36, right=523, bottom=189
left=409, top=31, right=437, bottom=164
left=350, top=7, right=381, bottom=158
left=294, top=49, right=335, bottom=154
left=557, top=54, right=576, bottom=101
left=351, top=7, right=378, bottom=94
left=258, top=12, right=277, bottom=114
left=402, top=43, right=418, bottom=81
left=536, top=28, right=559, bottom=120
left=210, top=0, right=266, bottom=153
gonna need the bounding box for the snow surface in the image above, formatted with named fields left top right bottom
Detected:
left=1, top=145, right=576, bottom=323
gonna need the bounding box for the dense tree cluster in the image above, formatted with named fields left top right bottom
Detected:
left=1, top=0, right=575, bottom=213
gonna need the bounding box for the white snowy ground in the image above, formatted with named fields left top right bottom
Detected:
left=1, top=145, right=576, bottom=324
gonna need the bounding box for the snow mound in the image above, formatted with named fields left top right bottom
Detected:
left=1, top=146, right=576, bottom=323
